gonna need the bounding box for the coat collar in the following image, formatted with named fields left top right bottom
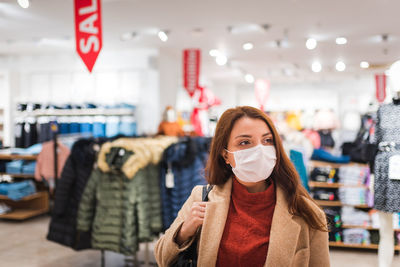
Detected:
left=197, top=178, right=301, bottom=267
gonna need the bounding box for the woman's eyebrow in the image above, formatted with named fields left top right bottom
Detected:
left=234, top=134, right=252, bottom=139
left=262, top=133, right=272, bottom=137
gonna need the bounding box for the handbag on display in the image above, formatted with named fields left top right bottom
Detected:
left=170, top=184, right=213, bottom=267
left=342, top=128, right=377, bottom=164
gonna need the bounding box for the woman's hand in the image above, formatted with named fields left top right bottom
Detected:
left=176, top=202, right=207, bottom=246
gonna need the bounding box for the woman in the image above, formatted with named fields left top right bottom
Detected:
left=155, top=106, right=330, bottom=267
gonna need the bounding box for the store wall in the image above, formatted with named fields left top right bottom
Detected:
left=0, top=49, right=161, bottom=140
left=211, top=76, right=376, bottom=118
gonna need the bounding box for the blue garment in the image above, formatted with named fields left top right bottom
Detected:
left=6, top=160, right=24, bottom=174
left=160, top=137, right=210, bottom=230
left=0, top=180, right=36, bottom=200
left=311, top=148, right=351, bottom=164
left=59, top=123, right=70, bottom=134
left=69, top=122, right=80, bottom=134
left=9, top=143, right=43, bottom=155
left=80, top=123, right=92, bottom=134
left=22, top=161, right=36, bottom=175
left=93, top=122, right=106, bottom=138
left=119, top=121, right=136, bottom=136
left=290, top=150, right=310, bottom=192
left=106, top=121, right=120, bottom=138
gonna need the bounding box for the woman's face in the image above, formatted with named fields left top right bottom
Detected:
left=223, top=117, right=274, bottom=168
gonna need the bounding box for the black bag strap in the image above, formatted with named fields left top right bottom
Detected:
left=202, top=185, right=213, bottom=202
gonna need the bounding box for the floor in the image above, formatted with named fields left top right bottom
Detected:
left=1, top=216, right=400, bottom=267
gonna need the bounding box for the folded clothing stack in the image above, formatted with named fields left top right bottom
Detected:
left=343, top=228, right=371, bottom=245
left=338, top=166, right=369, bottom=186
left=338, top=187, right=367, bottom=206
left=311, top=189, right=338, bottom=201
left=0, top=180, right=36, bottom=201
left=0, top=202, right=12, bottom=215
left=5, top=160, right=36, bottom=175
left=324, top=207, right=342, bottom=242
left=310, top=167, right=339, bottom=183
left=341, top=206, right=371, bottom=226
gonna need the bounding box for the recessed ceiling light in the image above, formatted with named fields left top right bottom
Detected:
left=17, top=0, right=29, bottom=8
left=209, top=49, right=220, bottom=57
left=242, top=42, right=254, bottom=51
left=120, top=32, right=136, bottom=41
left=336, top=61, right=346, bottom=72
left=158, top=31, right=168, bottom=42
left=245, top=74, right=255, bottom=83
left=216, top=55, right=228, bottom=66
left=311, top=61, right=322, bottom=73
left=335, top=37, right=347, bottom=45
left=306, top=38, right=317, bottom=50
left=360, top=61, right=369, bottom=69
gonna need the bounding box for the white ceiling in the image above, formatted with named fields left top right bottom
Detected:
left=0, top=0, right=399, bottom=83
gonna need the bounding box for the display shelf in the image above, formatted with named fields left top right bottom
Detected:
left=315, top=200, right=369, bottom=208
left=341, top=224, right=400, bottom=232
left=329, top=242, right=400, bottom=251
left=0, top=154, right=37, bottom=161
left=0, top=191, right=49, bottom=220
left=309, top=181, right=368, bottom=189
left=0, top=208, right=48, bottom=220
left=310, top=160, right=369, bottom=169
left=16, top=108, right=135, bottom=117
left=0, top=192, right=43, bottom=201
left=0, top=173, right=35, bottom=179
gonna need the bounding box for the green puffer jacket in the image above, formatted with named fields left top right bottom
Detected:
left=77, top=137, right=177, bottom=255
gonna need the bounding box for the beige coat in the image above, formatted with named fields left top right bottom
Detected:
left=154, top=178, right=330, bottom=267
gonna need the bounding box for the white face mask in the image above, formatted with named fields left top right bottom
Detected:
left=226, top=144, right=277, bottom=183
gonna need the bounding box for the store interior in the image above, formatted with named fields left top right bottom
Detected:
left=0, top=0, right=400, bottom=266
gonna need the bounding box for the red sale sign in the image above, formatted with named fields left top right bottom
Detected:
left=375, top=74, right=387, bottom=103
left=74, top=0, right=102, bottom=73
left=183, top=49, right=201, bottom=97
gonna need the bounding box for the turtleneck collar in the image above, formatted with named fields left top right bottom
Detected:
left=231, top=177, right=276, bottom=207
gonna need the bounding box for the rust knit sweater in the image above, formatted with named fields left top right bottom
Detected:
left=216, top=177, right=276, bottom=267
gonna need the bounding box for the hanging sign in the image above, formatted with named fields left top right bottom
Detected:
left=375, top=74, right=387, bottom=103
left=255, top=79, right=270, bottom=111
left=183, top=49, right=201, bottom=97
left=74, top=0, right=102, bottom=73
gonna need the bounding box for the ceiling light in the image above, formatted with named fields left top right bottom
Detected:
left=335, top=37, right=347, bottom=45
left=228, top=24, right=265, bottom=34
left=306, top=38, right=317, bottom=50
left=209, top=49, right=220, bottom=57
left=120, top=32, right=136, bottom=41
left=311, top=61, right=322, bottom=73
left=360, top=61, right=369, bottom=69
left=17, top=0, right=29, bottom=8
left=336, top=61, right=346, bottom=72
left=215, top=55, right=228, bottom=66
left=158, top=31, right=168, bottom=42
left=242, top=42, right=254, bottom=51
left=245, top=74, right=255, bottom=83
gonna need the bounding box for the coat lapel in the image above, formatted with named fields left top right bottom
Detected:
left=197, top=179, right=232, bottom=267
left=265, top=186, right=301, bottom=267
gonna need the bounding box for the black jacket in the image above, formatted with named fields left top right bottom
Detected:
left=47, top=138, right=103, bottom=250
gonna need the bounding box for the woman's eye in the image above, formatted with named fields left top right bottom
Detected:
left=239, top=140, right=250, bottom=146
left=263, top=138, right=274, bottom=144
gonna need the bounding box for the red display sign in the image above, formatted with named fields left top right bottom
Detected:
left=255, top=79, right=270, bottom=111
left=375, top=74, right=387, bottom=103
left=183, top=49, right=201, bottom=97
left=74, top=0, right=102, bottom=73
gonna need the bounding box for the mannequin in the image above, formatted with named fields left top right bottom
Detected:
left=374, top=60, right=400, bottom=267
left=158, top=106, right=184, bottom=137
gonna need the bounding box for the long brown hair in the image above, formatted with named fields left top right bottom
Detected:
left=205, top=106, right=327, bottom=231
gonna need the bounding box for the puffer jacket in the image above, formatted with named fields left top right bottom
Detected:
left=47, top=138, right=105, bottom=250
left=160, top=137, right=211, bottom=230
left=77, top=137, right=177, bottom=255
